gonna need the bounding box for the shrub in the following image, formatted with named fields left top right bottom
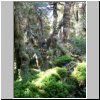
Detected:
left=53, top=55, right=72, bottom=66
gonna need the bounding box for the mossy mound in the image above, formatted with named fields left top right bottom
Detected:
left=14, top=66, right=86, bottom=98
left=72, top=62, right=86, bottom=83
left=53, top=55, right=72, bottom=66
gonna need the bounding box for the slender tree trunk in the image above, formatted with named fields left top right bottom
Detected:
left=53, top=2, right=58, bottom=35
left=14, top=11, right=22, bottom=78
left=39, top=10, right=44, bottom=35
left=63, top=2, right=71, bottom=43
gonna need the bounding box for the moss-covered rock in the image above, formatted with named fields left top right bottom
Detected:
left=72, top=62, right=86, bottom=83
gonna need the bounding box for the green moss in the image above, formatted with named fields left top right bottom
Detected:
left=53, top=55, right=72, bottom=66
left=44, top=81, right=69, bottom=98
left=56, top=67, right=67, bottom=79
left=72, top=62, right=86, bottom=82
left=34, top=67, right=74, bottom=98
left=14, top=79, right=41, bottom=98
left=14, top=66, right=86, bottom=98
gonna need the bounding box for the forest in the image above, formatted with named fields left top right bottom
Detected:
left=14, top=1, right=86, bottom=98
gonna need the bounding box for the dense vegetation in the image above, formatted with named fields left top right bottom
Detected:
left=14, top=1, right=86, bottom=98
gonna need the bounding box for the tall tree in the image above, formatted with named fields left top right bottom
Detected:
left=14, top=2, right=29, bottom=80
left=53, top=2, right=58, bottom=35
left=62, top=2, right=71, bottom=42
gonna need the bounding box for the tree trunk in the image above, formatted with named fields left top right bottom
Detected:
left=53, top=2, right=58, bottom=35
left=14, top=2, right=29, bottom=81
left=63, top=2, right=71, bottom=43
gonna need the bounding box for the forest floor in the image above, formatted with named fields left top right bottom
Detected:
left=14, top=59, right=86, bottom=98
